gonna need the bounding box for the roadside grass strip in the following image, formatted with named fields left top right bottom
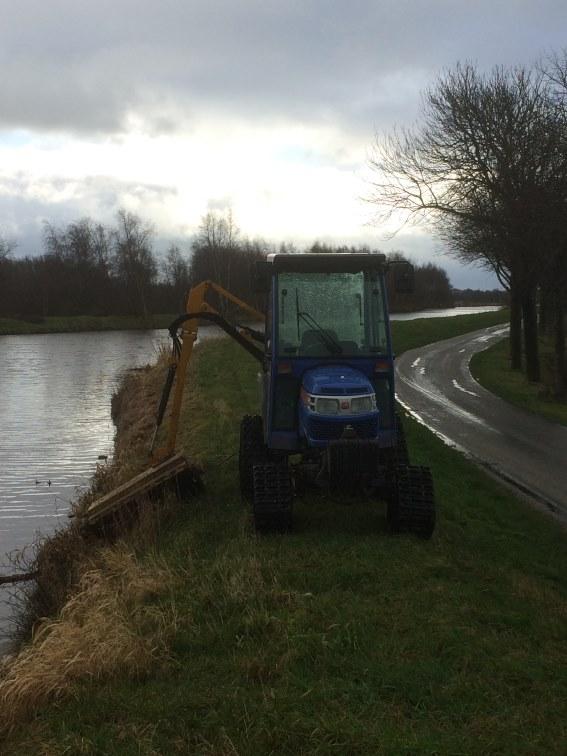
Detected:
left=470, top=337, right=567, bottom=427
left=390, top=308, right=509, bottom=355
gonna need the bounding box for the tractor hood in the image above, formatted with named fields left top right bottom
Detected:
left=302, top=365, right=374, bottom=396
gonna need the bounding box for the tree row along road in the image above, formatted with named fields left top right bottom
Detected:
left=395, top=325, right=567, bottom=523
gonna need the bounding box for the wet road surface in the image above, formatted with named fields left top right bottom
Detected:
left=395, top=324, right=567, bottom=523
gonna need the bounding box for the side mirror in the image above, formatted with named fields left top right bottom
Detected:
left=253, top=260, right=271, bottom=293
left=392, top=261, right=414, bottom=294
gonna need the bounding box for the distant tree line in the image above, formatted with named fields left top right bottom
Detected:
left=0, top=211, right=167, bottom=320
left=369, top=54, right=567, bottom=395
left=1, top=209, right=467, bottom=324
left=0, top=210, right=272, bottom=321
left=452, top=289, right=509, bottom=306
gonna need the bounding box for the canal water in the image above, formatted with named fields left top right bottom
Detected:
left=0, top=306, right=501, bottom=651
left=391, top=305, right=502, bottom=320
left=0, top=329, right=173, bottom=651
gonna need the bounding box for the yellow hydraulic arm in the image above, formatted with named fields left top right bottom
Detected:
left=150, top=281, right=265, bottom=465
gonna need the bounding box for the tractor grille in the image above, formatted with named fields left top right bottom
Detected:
left=318, top=385, right=368, bottom=396
left=307, top=416, right=379, bottom=441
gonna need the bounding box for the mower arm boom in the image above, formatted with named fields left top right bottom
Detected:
left=150, top=281, right=265, bottom=465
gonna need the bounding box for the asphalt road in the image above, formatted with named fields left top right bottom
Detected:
left=395, top=324, right=567, bottom=523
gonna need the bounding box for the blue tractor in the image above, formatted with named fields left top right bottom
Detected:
left=121, top=252, right=435, bottom=539
left=238, top=252, right=436, bottom=538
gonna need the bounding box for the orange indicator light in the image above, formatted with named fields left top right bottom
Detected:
left=374, top=360, right=390, bottom=373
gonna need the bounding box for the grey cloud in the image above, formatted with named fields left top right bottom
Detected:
left=207, top=196, right=234, bottom=212
left=1, top=1, right=566, bottom=136
left=0, top=173, right=176, bottom=205
left=0, top=173, right=177, bottom=255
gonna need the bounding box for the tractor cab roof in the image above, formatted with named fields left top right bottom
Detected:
left=264, top=252, right=388, bottom=273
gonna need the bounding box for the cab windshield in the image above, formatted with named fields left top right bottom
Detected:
left=276, top=270, right=388, bottom=357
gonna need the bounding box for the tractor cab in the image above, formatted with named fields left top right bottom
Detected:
left=258, top=253, right=398, bottom=453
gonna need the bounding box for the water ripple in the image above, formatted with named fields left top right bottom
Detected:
left=0, top=326, right=242, bottom=647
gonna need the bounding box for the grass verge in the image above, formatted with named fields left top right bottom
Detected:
left=0, top=546, right=177, bottom=736
left=470, top=337, right=567, bottom=426
left=0, top=313, right=176, bottom=336
left=390, top=307, right=508, bottom=354
left=0, top=308, right=508, bottom=338
left=3, top=308, right=567, bottom=754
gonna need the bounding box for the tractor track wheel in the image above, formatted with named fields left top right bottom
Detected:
left=239, top=415, right=267, bottom=499
left=252, top=462, right=293, bottom=534
left=394, top=412, right=410, bottom=467
left=388, top=465, right=435, bottom=539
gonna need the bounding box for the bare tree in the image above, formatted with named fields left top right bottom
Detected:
left=537, top=52, right=567, bottom=394
left=112, top=210, right=157, bottom=318
left=189, top=211, right=269, bottom=311
left=161, top=244, right=190, bottom=309
left=368, top=63, right=564, bottom=382
left=0, top=233, right=17, bottom=317
left=43, top=219, right=114, bottom=315
left=0, top=233, right=16, bottom=262
left=192, top=209, right=240, bottom=298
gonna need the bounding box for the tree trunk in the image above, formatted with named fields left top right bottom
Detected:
left=509, top=280, right=522, bottom=370
left=554, top=299, right=566, bottom=397
left=538, top=285, right=549, bottom=336
left=137, top=277, right=148, bottom=320
left=522, top=290, right=540, bottom=382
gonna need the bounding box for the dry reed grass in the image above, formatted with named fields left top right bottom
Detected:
left=1, top=352, right=183, bottom=740
left=94, top=350, right=170, bottom=502
left=7, top=524, right=95, bottom=642
left=8, top=354, right=174, bottom=641
left=0, top=544, right=178, bottom=738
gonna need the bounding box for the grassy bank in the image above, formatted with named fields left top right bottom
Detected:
left=390, top=307, right=508, bottom=353
left=470, top=337, right=567, bottom=426
left=0, top=313, right=176, bottom=336
left=0, top=307, right=508, bottom=338
left=3, top=308, right=567, bottom=754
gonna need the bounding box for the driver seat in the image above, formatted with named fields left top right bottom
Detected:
left=298, top=328, right=340, bottom=356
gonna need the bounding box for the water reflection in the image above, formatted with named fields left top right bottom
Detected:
left=391, top=305, right=502, bottom=321
left=0, top=329, right=170, bottom=649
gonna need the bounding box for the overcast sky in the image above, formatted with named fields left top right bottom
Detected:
left=2, top=1, right=566, bottom=288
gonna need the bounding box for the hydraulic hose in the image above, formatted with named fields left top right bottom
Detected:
left=168, top=311, right=265, bottom=363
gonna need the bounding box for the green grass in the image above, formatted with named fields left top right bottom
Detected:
left=390, top=307, right=509, bottom=354
left=5, top=308, right=567, bottom=754
left=0, top=313, right=177, bottom=335
left=0, top=307, right=508, bottom=339
left=470, top=337, right=567, bottom=426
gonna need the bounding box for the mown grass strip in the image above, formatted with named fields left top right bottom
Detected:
left=470, top=337, right=567, bottom=426
left=390, top=307, right=508, bottom=354
left=4, top=309, right=567, bottom=755
left=0, top=307, right=508, bottom=338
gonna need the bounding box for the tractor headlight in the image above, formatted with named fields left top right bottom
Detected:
left=315, top=398, right=340, bottom=415
left=350, top=395, right=374, bottom=414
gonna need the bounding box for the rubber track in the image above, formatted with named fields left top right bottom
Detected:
left=390, top=464, right=435, bottom=539
left=239, top=415, right=266, bottom=499
left=394, top=412, right=410, bottom=467
left=252, top=462, right=293, bottom=533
